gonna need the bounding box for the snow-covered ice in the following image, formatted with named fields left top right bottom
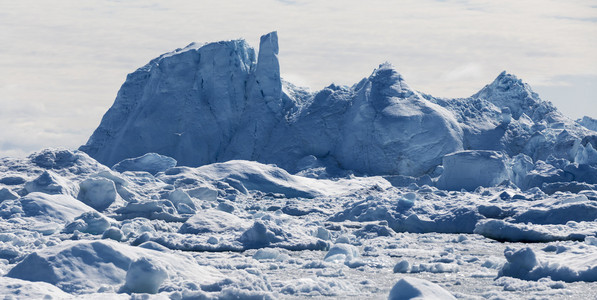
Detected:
left=388, top=277, right=456, bottom=300
left=2, top=32, right=597, bottom=299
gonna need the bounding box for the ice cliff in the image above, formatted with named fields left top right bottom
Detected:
left=81, top=32, right=597, bottom=185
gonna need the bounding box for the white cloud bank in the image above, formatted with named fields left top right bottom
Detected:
left=0, top=0, right=595, bottom=157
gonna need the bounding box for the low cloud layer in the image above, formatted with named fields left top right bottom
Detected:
left=1, top=0, right=595, bottom=157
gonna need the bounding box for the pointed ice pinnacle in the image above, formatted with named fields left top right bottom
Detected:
left=472, top=71, right=556, bottom=121
left=367, top=63, right=419, bottom=110
left=254, top=31, right=282, bottom=106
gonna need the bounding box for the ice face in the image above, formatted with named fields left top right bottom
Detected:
left=437, top=150, right=509, bottom=191
left=80, top=38, right=257, bottom=167
left=332, top=64, right=463, bottom=176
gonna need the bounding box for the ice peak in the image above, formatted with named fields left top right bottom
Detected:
left=259, top=31, right=279, bottom=56
left=377, top=61, right=396, bottom=70
left=255, top=31, right=281, bottom=102
left=472, top=71, right=552, bottom=121
left=476, top=71, right=529, bottom=96
left=369, top=62, right=407, bottom=83
left=493, top=71, right=524, bottom=88
left=368, top=62, right=416, bottom=99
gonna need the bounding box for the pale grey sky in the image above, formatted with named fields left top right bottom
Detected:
left=1, top=0, right=596, bottom=157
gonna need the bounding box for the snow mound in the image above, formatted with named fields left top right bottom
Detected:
left=112, top=153, right=177, bottom=175
left=120, top=257, right=168, bottom=294
left=115, top=199, right=186, bottom=222
left=63, top=211, right=112, bottom=235
left=324, top=244, right=363, bottom=267
left=280, top=277, right=359, bottom=297
left=18, top=192, right=95, bottom=224
left=239, top=221, right=282, bottom=249
left=0, top=277, right=72, bottom=299
left=168, top=189, right=197, bottom=214
left=158, top=160, right=388, bottom=199
left=24, top=170, right=77, bottom=196
left=163, top=160, right=322, bottom=198
left=238, top=219, right=328, bottom=251
left=330, top=195, right=483, bottom=234
left=178, top=209, right=248, bottom=234
left=29, top=148, right=102, bottom=172
left=498, top=246, right=597, bottom=282
left=6, top=239, right=223, bottom=293
left=388, top=276, right=455, bottom=300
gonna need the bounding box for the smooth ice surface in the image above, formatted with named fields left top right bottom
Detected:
left=179, top=209, right=248, bottom=234
left=18, top=192, right=95, bottom=224
left=112, top=153, right=177, bottom=175
left=437, top=150, right=509, bottom=191
left=77, top=177, right=118, bottom=211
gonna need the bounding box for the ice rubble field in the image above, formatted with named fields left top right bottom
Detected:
left=1, top=150, right=596, bottom=299
left=1, top=32, right=597, bottom=299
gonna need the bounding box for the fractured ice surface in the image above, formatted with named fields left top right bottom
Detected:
left=2, top=148, right=595, bottom=298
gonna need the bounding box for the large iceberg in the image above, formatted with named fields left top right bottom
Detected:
left=81, top=32, right=463, bottom=177
left=81, top=32, right=596, bottom=186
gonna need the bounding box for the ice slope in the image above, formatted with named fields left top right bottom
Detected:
left=157, top=160, right=390, bottom=199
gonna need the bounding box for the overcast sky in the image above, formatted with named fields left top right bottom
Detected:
left=1, top=0, right=596, bottom=157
